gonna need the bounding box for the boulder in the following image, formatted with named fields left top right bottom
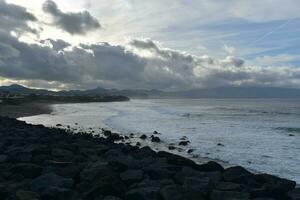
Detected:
left=157, top=151, right=198, bottom=169
left=196, top=161, right=224, bottom=172
left=15, top=190, right=40, bottom=200
left=249, top=183, right=290, bottom=200
left=140, top=134, right=147, bottom=140
left=160, top=185, right=205, bottom=200
left=255, top=174, right=296, bottom=192
left=0, top=154, right=7, bottom=163
left=125, top=187, right=160, bottom=200
left=215, top=181, right=243, bottom=191
left=288, top=188, right=300, bottom=200
left=31, top=173, right=74, bottom=192
left=120, top=170, right=144, bottom=184
left=175, top=167, right=222, bottom=185
left=210, top=190, right=250, bottom=200
left=12, top=163, right=42, bottom=179
left=51, top=148, right=74, bottom=159
left=223, top=166, right=252, bottom=182
left=151, top=136, right=160, bottom=143
left=178, top=141, right=189, bottom=146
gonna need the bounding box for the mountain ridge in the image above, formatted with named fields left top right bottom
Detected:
left=1, top=84, right=300, bottom=98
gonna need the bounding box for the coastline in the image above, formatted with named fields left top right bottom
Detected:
left=0, top=116, right=299, bottom=200
left=0, top=103, right=53, bottom=118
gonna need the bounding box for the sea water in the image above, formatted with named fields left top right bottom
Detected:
left=20, top=99, right=300, bottom=183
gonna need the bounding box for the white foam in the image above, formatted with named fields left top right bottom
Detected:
left=20, top=99, right=300, bottom=183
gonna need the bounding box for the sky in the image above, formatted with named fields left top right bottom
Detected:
left=0, top=0, right=300, bottom=91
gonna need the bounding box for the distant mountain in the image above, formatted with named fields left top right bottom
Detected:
left=0, top=84, right=56, bottom=95
left=1, top=84, right=300, bottom=98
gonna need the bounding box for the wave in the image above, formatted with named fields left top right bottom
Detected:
left=216, top=107, right=300, bottom=116
left=275, top=127, right=300, bottom=133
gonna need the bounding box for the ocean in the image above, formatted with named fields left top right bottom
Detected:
left=19, top=98, right=300, bottom=183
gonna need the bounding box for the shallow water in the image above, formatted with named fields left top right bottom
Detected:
left=20, top=98, right=300, bottom=183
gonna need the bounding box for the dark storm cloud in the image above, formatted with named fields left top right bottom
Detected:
left=0, top=0, right=37, bottom=34
left=1, top=1, right=300, bottom=90
left=42, top=0, right=101, bottom=35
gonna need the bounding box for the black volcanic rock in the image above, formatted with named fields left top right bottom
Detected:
left=0, top=117, right=297, bottom=200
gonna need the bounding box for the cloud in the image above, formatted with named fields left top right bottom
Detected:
left=42, top=0, right=101, bottom=35
left=1, top=1, right=300, bottom=91
left=0, top=0, right=37, bottom=34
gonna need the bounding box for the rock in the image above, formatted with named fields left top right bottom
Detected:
left=179, top=141, right=189, bottom=146
left=217, top=143, right=224, bottom=146
left=140, top=134, right=147, bottom=140
left=187, top=149, right=193, bottom=153
left=168, top=146, right=176, bottom=150
left=153, top=131, right=160, bottom=135
left=160, top=185, right=205, bottom=200
left=104, top=196, right=122, bottom=200
left=103, top=130, right=112, bottom=136
left=255, top=174, right=296, bottom=192
left=223, top=166, right=252, bottom=182
left=151, top=136, right=160, bottom=143
left=288, top=188, right=300, bottom=200
left=215, top=181, right=243, bottom=191
left=183, top=177, right=214, bottom=194
left=125, top=187, right=160, bottom=200
left=136, top=142, right=141, bottom=146
left=0, top=154, right=7, bottom=163
left=175, top=167, right=222, bottom=185
left=51, top=148, right=74, bottom=159
left=41, top=187, right=76, bottom=200
left=12, top=163, right=42, bottom=179
left=31, top=173, right=74, bottom=192
left=84, top=180, right=127, bottom=199
left=157, top=151, right=198, bottom=169
left=249, top=184, right=289, bottom=200
left=210, top=190, right=250, bottom=200
left=180, top=136, right=188, bottom=140
left=196, top=161, right=224, bottom=172
left=56, top=124, right=62, bottom=127
left=15, top=190, right=40, bottom=200
left=120, top=170, right=144, bottom=184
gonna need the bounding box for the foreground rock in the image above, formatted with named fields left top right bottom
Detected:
left=0, top=117, right=297, bottom=200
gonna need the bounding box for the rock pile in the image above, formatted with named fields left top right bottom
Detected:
left=0, top=117, right=298, bottom=200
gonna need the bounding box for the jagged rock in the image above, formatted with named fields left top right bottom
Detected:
left=175, top=167, right=222, bottom=185
left=223, top=166, right=252, bottom=182
left=151, top=136, right=160, bottom=143
left=31, top=173, right=74, bottom=192
left=210, top=190, right=250, bottom=200
left=255, top=174, right=296, bottom=192
left=178, top=141, right=189, bottom=146
left=120, top=170, right=144, bottom=184
left=168, top=146, right=176, bottom=150
left=196, top=161, right=224, bottom=172
left=160, top=185, right=205, bottom=200
left=125, top=187, right=160, bottom=200
left=11, top=163, right=42, bottom=178
left=215, top=181, right=243, bottom=191
left=0, top=154, right=7, bottom=163
left=187, top=149, right=193, bottom=153
left=15, top=190, right=40, bottom=200
left=288, top=188, right=300, bottom=200
left=51, top=148, right=74, bottom=159
left=140, top=134, right=147, bottom=140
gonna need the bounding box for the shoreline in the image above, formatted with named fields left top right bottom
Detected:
left=0, top=116, right=298, bottom=200
left=0, top=102, right=53, bottom=118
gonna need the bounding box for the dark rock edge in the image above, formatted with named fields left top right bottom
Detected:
left=0, top=117, right=298, bottom=200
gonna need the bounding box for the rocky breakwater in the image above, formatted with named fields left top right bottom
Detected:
left=0, top=117, right=299, bottom=200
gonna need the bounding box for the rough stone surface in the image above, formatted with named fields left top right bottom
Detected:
left=0, top=117, right=297, bottom=200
